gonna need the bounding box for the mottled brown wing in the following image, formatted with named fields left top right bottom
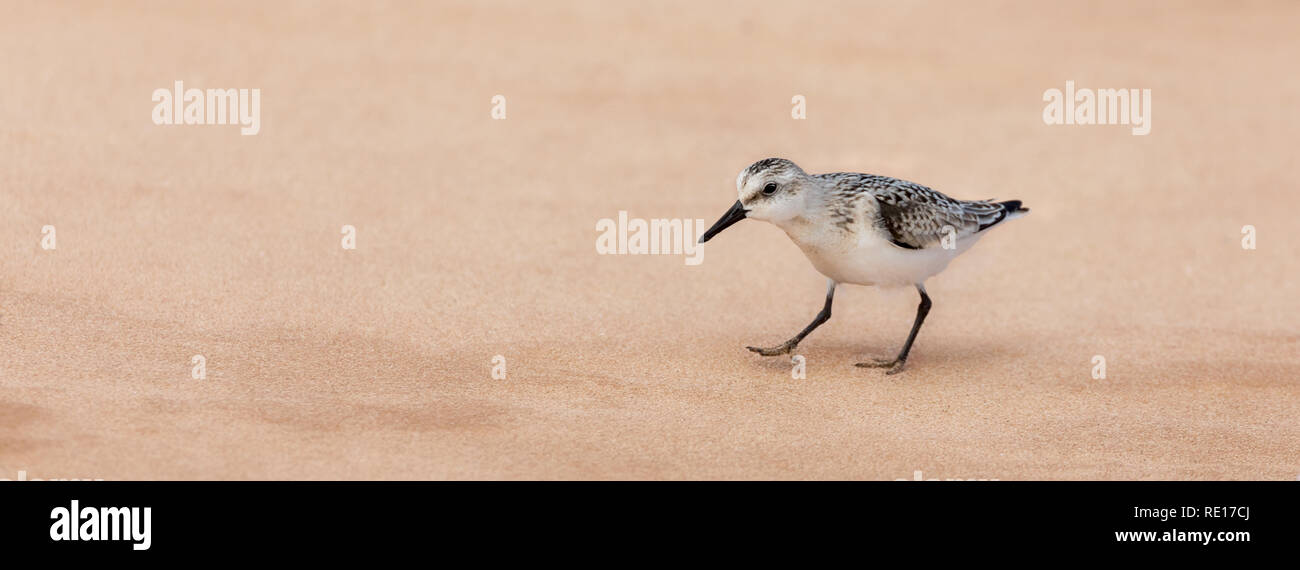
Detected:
left=871, top=180, right=1012, bottom=250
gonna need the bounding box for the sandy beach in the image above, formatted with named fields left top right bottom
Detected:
left=1, top=0, right=1296, bottom=480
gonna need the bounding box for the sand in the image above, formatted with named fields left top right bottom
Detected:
left=1, top=1, right=1296, bottom=480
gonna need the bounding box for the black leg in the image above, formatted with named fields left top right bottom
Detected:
left=857, top=284, right=931, bottom=374
left=748, top=279, right=836, bottom=356
left=894, top=285, right=931, bottom=364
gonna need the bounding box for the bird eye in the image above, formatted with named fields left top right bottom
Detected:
left=762, top=182, right=778, bottom=195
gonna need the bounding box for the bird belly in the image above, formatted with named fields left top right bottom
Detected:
left=799, top=235, right=978, bottom=287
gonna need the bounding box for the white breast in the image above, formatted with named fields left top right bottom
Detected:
left=786, top=225, right=981, bottom=287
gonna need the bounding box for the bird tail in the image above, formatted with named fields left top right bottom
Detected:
left=998, top=200, right=1029, bottom=221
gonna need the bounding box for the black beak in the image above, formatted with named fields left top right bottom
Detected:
left=699, top=201, right=748, bottom=243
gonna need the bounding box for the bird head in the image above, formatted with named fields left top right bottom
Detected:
left=699, top=158, right=808, bottom=243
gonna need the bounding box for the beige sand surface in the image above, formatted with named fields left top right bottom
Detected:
left=1, top=1, right=1297, bottom=480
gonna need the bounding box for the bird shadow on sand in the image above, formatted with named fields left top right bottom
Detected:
left=736, top=336, right=1015, bottom=375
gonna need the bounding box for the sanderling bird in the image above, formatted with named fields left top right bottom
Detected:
left=699, top=158, right=1028, bottom=374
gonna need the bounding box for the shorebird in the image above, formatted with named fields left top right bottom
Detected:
left=699, top=158, right=1028, bottom=374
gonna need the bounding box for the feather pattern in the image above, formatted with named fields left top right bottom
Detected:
left=817, top=173, right=1021, bottom=250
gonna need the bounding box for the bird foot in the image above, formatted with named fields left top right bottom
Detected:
left=855, top=357, right=907, bottom=375
left=746, top=341, right=797, bottom=356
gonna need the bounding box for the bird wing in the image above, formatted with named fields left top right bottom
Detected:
left=869, top=179, right=1012, bottom=250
